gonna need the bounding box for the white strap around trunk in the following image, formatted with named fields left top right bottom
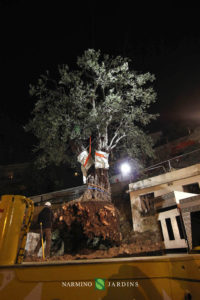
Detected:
left=95, top=150, right=109, bottom=169
left=77, top=150, right=93, bottom=171
left=77, top=150, right=94, bottom=184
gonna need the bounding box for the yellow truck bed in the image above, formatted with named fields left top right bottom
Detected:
left=0, top=254, right=200, bottom=300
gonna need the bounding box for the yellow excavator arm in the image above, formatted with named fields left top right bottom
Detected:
left=0, top=195, right=34, bottom=265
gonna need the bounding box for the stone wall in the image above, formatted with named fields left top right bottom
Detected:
left=180, top=195, right=200, bottom=250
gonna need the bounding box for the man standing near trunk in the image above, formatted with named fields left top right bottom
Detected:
left=34, top=202, right=54, bottom=258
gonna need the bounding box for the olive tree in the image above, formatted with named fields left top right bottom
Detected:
left=26, top=49, right=157, bottom=200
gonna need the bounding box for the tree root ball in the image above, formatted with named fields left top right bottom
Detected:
left=58, top=200, right=122, bottom=252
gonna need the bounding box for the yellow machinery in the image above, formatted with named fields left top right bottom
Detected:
left=0, top=195, right=200, bottom=300
left=0, top=195, right=34, bottom=265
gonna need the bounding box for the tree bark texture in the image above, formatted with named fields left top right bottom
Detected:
left=84, top=167, right=111, bottom=202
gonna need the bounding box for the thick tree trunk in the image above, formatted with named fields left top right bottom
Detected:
left=83, top=167, right=111, bottom=202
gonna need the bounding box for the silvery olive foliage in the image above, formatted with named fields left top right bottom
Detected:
left=25, top=49, right=158, bottom=169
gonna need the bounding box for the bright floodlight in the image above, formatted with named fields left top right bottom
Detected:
left=120, top=163, right=131, bottom=175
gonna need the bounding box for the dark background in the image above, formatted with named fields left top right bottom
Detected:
left=1, top=0, right=200, bottom=165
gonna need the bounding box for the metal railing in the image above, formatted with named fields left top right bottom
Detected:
left=141, top=148, right=200, bottom=179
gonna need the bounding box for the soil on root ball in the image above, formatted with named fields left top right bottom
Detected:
left=56, top=199, right=122, bottom=253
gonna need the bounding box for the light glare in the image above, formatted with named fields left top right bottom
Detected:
left=121, top=163, right=131, bottom=175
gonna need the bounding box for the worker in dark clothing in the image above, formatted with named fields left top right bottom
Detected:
left=34, top=202, right=54, bottom=258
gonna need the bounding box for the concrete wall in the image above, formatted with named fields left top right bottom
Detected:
left=158, top=208, right=187, bottom=249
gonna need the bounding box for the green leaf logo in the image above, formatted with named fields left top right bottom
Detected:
left=95, top=278, right=105, bottom=290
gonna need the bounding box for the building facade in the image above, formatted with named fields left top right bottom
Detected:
left=129, top=164, right=200, bottom=251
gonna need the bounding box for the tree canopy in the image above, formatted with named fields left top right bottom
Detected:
left=25, top=49, right=157, bottom=170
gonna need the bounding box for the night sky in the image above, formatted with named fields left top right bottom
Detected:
left=1, top=1, right=200, bottom=163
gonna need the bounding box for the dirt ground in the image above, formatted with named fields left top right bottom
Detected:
left=24, top=241, right=163, bottom=262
